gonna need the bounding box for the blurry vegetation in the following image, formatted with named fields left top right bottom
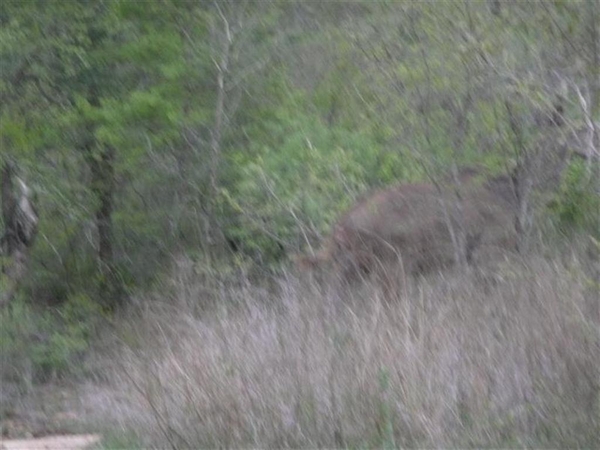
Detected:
left=2, top=0, right=597, bottom=300
left=99, top=256, right=599, bottom=449
left=1, top=293, right=100, bottom=383
left=550, top=159, right=600, bottom=234
left=0, top=0, right=598, bottom=446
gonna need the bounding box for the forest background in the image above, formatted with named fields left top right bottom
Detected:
left=1, top=1, right=598, bottom=448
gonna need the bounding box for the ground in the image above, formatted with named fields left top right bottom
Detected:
left=1, top=434, right=100, bottom=450
left=1, top=382, right=103, bottom=449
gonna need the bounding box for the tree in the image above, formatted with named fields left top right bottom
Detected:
left=176, top=0, right=285, bottom=259
left=1, top=161, right=39, bottom=306
left=1, top=0, right=184, bottom=308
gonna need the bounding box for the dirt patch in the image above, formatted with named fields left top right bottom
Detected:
left=1, top=434, right=100, bottom=450
left=0, top=382, right=102, bottom=440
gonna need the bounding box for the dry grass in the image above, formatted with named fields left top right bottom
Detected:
left=92, top=254, right=599, bottom=449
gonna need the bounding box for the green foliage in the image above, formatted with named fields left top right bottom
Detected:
left=1, top=0, right=187, bottom=306
left=0, top=113, right=36, bottom=156
left=1, top=0, right=597, bottom=319
left=96, top=431, right=144, bottom=450
left=223, top=74, right=412, bottom=263
left=550, top=161, right=600, bottom=235
left=0, top=294, right=100, bottom=381
left=376, top=368, right=396, bottom=449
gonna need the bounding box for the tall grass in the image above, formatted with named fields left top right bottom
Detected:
left=96, top=255, right=599, bottom=449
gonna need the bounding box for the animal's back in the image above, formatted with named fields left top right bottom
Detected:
left=306, top=177, right=516, bottom=279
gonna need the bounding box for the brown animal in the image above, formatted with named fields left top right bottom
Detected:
left=297, top=170, right=518, bottom=282
left=297, top=101, right=596, bottom=284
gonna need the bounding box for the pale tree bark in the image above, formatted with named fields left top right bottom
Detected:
left=446, top=6, right=477, bottom=267
left=585, top=0, right=600, bottom=329
left=410, top=16, right=469, bottom=268
left=187, top=0, right=270, bottom=255
left=1, top=162, right=39, bottom=307
left=504, top=100, right=534, bottom=254
left=206, top=2, right=232, bottom=249
left=587, top=0, right=599, bottom=187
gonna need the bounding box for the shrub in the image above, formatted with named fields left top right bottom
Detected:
left=550, top=160, right=600, bottom=236
left=0, top=294, right=100, bottom=383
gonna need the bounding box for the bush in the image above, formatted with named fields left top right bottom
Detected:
left=550, top=160, right=600, bottom=236
left=0, top=294, right=100, bottom=383
left=224, top=82, right=413, bottom=265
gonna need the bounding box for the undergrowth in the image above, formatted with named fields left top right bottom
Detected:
left=88, top=254, right=599, bottom=449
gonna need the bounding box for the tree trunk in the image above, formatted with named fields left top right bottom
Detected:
left=88, top=144, right=120, bottom=309
left=588, top=0, right=599, bottom=188
left=206, top=7, right=232, bottom=252
left=83, top=108, right=120, bottom=309
left=90, top=146, right=115, bottom=271
left=1, top=162, right=18, bottom=255
left=1, top=162, right=38, bottom=307
left=586, top=0, right=599, bottom=328
left=505, top=100, right=533, bottom=253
